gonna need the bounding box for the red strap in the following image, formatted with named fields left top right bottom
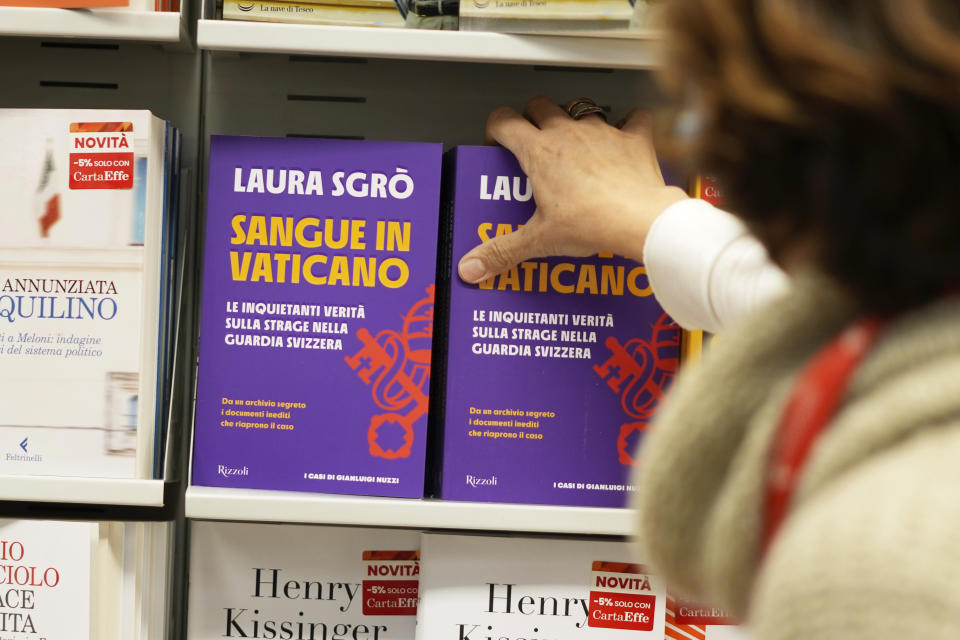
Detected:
left=762, top=317, right=887, bottom=556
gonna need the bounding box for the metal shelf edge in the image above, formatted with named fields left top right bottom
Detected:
left=185, top=486, right=635, bottom=536
left=0, top=475, right=166, bottom=507
left=0, top=8, right=183, bottom=43
left=197, top=20, right=659, bottom=69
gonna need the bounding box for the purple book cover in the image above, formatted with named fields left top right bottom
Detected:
left=437, top=146, right=680, bottom=507
left=193, top=136, right=442, bottom=498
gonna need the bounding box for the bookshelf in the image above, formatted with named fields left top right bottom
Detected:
left=188, top=50, right=653, bottom=541
left=5, top=13, right=655, bottom=637
left=0, top=29, right=202, bottom=635
left=0, top=6, right=189, bottom=45
left=185, top=486, right=634, bottom=536
left=0, top=475, right=166, bottom=507
left=197, top=20, right=659, bottom=68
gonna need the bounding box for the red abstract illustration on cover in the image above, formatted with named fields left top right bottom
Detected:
left=593, top=313, right=681, bottom=465
left=346, top=285, right=434, bottom=460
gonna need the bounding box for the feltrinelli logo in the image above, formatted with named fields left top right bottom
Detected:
left=5, top=437, right=42, bottom=463
left=465, top=474, right=498, bottom=488
left=218, top=464, right=250, bottom=479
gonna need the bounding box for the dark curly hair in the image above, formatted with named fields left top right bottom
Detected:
left=660, top=0, right=960, bottom=313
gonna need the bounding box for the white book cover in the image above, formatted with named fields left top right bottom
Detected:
left=0, top=109, right=167, bottom=479
left=188, top=521, right=420, bottom=640
left=417, top=533, right=666, bottom=640
left=0, top=519, right=95, bottom=640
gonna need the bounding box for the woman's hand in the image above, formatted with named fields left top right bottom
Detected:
left=457, top=96, right=689, bottom=284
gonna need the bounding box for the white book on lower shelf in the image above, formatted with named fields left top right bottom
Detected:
left=0, top=519, right=171, bottom=640
left=416, top=532, right=667, bottom=640
left=0, top=519, right=95, bottom=640
left=187, top=521, right=420, bottom=640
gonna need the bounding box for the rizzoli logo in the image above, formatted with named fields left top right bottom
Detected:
left=218, top=464, right=249, bottom=478
left=465, top=474, right=497, bottom=487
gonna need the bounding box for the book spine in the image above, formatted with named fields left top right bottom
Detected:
left=135, top=115, right=165, bottom=480
left=679, top=175, right=726, bottom=364
left=247, top=0, right=398, bottom=9
left=222, top=0, right=403, bottom=26
left=425, top=148, right=458, bottom=499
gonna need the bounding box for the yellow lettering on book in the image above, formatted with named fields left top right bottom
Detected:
left=472, top=222, right=652, bottom=298
left=229, top=214, right=370, bottom=250
left=227, top=214, right=411, bottom=289
left=230, top=252, right=410, bottom=289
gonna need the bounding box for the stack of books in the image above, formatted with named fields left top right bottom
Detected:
left=0, top=518, right=173, bottom=640
left=458, top=0, right=641, bottom=34
left=221, top=0, right=405, bottom=27
left=0, top=109, right=182, bottom=482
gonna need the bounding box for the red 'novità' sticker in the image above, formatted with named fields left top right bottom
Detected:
left=361, top=551, right=420, bottom=616
left=588, top=561, right=658, bottom=632
left=69, top=122, right=134, bottom=190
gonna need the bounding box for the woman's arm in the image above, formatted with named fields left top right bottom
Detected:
left=644, top=198, right=789, bottom=333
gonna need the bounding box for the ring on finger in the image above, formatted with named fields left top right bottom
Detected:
left=564, top=97, right=607, bottom=122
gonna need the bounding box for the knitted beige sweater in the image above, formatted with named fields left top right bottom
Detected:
left=633, top=274, right=960, bottom=638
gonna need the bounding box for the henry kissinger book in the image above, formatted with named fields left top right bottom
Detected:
left=432, top=146, right=680, bottom=507
left=416, top=532, right=667, bottom=640
left=188, top=521, right=420, bottom=640
left=192, top=136, right=442, bottom=497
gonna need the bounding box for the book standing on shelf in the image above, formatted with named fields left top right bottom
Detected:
left=0, top=109, right=180, bottom=481
left=416, top=532, right=667, bottom=640
left=193, top=136, right=442, bottom=498
left=0, top=519, right=172, bottom=640
left=431, top=146, right=679, bottom=507
left=188, top=521, right=420, bottom=639
left=694, top=175, right=724, bottom=208
left=681, top=175, right=726, bottom=359
left=0, top=519, right=93, bottom=639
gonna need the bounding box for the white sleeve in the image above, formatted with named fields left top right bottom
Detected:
left=642, top=198, right=790, bottom=334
